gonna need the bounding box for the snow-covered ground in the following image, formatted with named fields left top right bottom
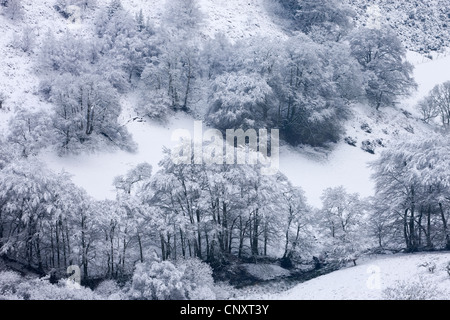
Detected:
left=403, top=50, right=450, bottom=116
left=239, top=252, right=450, bottom=300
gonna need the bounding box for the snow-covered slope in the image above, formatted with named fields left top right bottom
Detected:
left=403, top=50, right=450, bottom=116
left=261, top=252, right=450, bottom=300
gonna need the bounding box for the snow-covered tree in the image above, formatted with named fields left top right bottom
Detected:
left=162, top=0, right=203, bottom=35
left=417, top=95, right=440, bottom=124
left=281, top=186, right=313, bottom=266
left=49, top=73, right=134, bottom=154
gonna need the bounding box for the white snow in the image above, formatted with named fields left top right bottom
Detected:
left=41, top=111, right=196, bottom=201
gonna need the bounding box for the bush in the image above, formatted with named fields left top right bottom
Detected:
left=361, top=123, right=372, bottom=134
left=95, top=280, right=125, bottom=300
left=383, top=279, right=442, bottom=300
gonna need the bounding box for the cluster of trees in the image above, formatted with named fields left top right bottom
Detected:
left=369, top=132, right=450, bottom=252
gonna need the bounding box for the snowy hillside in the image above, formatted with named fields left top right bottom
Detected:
left=1, top=0, right=450, bottom=302
left=346, top=0, right=450, bottom=53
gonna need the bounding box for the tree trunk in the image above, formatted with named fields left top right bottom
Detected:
left=110, top=226, right=115, bottom=278
left=403, top=209, right=410, bottom=250
left=65, top=223, right=71, bottom=266
left=205, top=229, right=210, bottom=261
left=408, top=187, right=417, bottom=252
left=439, top=203, right=450, bottom=249
left=283, top=208, right=293, bottom=258
left=238, top=217, right=244, bottom=258
left=122, top=236, right=127, bottom=275
left=179, top=229, right=186, bottom=258
left=264, top=225, right=268, bottom=257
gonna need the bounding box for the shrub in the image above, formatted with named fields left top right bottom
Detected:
left=3, top=0, right=23, bottom=20
left=344, top=136, right=357, bottom=147
left=361, top=140, right=376, bottom=154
